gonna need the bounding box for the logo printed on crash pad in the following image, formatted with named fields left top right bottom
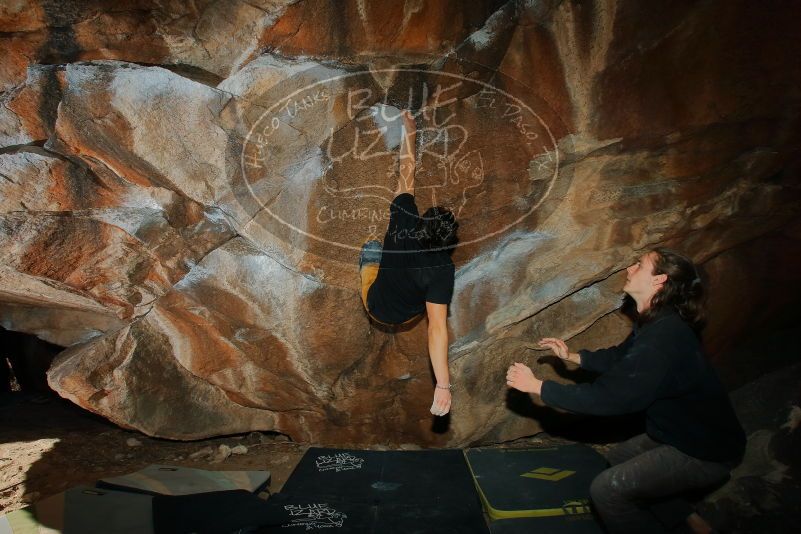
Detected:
left=283, top=503, right=347, bottom=529
left=315, top=452, right=364, bottom=472
left=520, top=467, right=576, bottom=481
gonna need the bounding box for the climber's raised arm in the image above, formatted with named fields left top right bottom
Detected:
left=396, top=110, right=416, bottom=196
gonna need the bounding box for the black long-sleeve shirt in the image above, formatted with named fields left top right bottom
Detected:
left=541, top=310, right=746, bottom=464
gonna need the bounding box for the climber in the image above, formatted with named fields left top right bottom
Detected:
left=505, top=248, right=746, bottom=534
left=359, top=110, right=458, bottom=418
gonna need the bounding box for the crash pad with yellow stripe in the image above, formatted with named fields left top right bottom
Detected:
left=464, top=444, right=607, bottom=521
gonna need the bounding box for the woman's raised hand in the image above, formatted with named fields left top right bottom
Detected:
left=506, top=362, right=542, bottom=394
left=538, top=337, right=571, bottom=360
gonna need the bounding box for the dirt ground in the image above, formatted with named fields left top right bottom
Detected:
left=0, top=393, right=309, bottom=513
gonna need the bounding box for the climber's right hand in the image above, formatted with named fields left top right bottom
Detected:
left=431, top=386, right=451, bottom=417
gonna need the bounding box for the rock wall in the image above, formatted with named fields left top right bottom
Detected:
left=1, top=0, right=799, bottom=444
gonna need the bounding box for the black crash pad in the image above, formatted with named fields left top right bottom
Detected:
left=273, top=448, right=489, bottom=533
left=257, top=492, right=489, bottom=534
left=280, top=447, right=482, bottom=506
left=152, top=489, right=282, bottom=534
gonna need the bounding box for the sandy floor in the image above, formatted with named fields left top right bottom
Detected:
left=0, top=393, right=309, bottom=513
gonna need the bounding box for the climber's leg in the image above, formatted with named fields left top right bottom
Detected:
left=359, top=240, right=383, bottom=310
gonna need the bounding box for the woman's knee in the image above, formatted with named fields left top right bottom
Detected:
left=591, top=464, right=643, bottom=504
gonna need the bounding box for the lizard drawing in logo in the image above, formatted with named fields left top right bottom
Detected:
left=321, top=103, right=484, bottom=221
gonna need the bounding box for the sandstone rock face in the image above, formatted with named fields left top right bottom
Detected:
left=1, top=0, right=800, bottom=444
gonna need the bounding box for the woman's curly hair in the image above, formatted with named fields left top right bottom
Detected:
left=639, top=247, right=706, bottom=332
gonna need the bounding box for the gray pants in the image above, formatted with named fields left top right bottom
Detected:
left=590, top=433, right=731, bottom=533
